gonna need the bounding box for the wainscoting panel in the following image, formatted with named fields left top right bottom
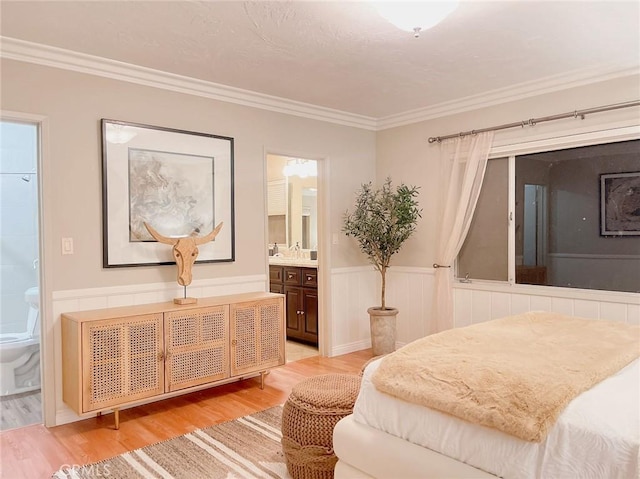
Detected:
left=550, top=297, right=574, bottom=316
left=510, top=294, right=531, bottom=315
left=330, top=267, right=377, bottom=356
left=599, top=302, right=628, bottom=323
left=573, top=299, right=600, bottom=319
left=530, top=295, right=553, bottom=312
left=454, top=282, right=640, bottom=326
left=471, top=290, right=493, bottom=324
left=454, top=288, right=473, bottom=328
left=628, top=304, right=640, bottom=325
left=386, top=267, right=435, bottom=345
left=330, top=268, right=638, bottom=359
left=330, top=267, right=435, bottom=355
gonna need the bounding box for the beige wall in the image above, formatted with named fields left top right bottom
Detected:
left=376, top=74, right=640, bottom=269
left=0, top=59, right=376, bottom=292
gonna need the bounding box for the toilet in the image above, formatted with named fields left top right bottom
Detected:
left=0, top=287, right=41, bottom=396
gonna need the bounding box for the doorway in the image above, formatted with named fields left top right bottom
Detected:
left=0, top=119, right=42, bottom=431
left=266, top=154, right=319, bottom=361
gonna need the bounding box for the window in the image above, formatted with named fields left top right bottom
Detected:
left=457, top=139, right=640, bottom=293
left=458, top=158, right=509, bottom=282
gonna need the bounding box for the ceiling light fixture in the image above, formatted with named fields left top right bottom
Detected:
left=375, top=1, right=459, bottom=38
left=283, top=159, right=317, bottom=178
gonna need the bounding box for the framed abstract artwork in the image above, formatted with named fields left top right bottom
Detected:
left=101, top=119, right=235, bottom=267
left=600, top=171, right=640, bottom=236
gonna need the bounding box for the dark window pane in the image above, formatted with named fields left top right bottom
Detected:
left=515, top=139, right=639, bottom=293
left=458, top=158, right=509, bottom=281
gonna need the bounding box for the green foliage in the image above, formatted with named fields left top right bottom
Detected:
left=343, top=178, right=421, bottom=309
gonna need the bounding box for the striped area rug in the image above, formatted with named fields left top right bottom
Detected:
left=53, top=406, right=290, bottom=479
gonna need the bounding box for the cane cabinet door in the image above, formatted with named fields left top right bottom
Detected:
left=164, top=305, right=230, bottom=392
left=82, top=313, right=164, bottom=412
left=229, top=297, right=284, bottom=377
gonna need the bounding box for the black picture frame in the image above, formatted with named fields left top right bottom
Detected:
left=101, top=119, right=235, bottom=267
left=599, top=171, right=640, bottom=236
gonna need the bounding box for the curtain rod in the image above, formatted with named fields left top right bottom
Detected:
left=427, top=100, right=640, bottom=143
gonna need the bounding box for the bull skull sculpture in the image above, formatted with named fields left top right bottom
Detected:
left=144, top=221, right=223, bottom=287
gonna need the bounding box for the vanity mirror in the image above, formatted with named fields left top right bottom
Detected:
left=267, top=154, right=317, bottom=250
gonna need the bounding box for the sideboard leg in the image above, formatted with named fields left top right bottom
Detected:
left=97, top=411, right=102, bottom=417
left=114, top=409, right=120, bottom=430
left=259, top=370, right=271, bottom=390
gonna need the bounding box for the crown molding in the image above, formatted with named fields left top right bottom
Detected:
left=0, top=36, right=378, bottom=130
left=376, top=64, right=640, bottom=130
left=2, top=36, right=637, bottom=132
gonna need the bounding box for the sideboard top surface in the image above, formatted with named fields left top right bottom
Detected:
left=62, top=291, right=284, bottom=322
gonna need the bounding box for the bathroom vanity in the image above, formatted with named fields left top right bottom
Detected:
left=269, top=258, right=318, bottom=346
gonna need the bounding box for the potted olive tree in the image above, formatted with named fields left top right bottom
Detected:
left=343, top=178, right=421, bottom=355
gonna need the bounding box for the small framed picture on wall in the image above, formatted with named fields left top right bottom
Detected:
left=600, top=171, right=640, bottom=236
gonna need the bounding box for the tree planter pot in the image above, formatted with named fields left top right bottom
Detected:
left=367, top=307, right=398, bottom=356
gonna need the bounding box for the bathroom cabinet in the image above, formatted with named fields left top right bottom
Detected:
left=62, top=292, right=284, bottom=428
left=270, top=265, right=318, bottom=345
left=269, top=266, right=285, bottom=294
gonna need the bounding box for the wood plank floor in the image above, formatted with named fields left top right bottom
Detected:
left=0, top=391, right=41, bottom=431
left=0, top=349, right=373, bottom=479
left=286, top=340, right=319, bottom=362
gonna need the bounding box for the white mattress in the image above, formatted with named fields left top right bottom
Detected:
left=353, top=357, right=640, bottom=479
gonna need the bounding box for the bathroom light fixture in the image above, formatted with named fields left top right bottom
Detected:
left=283, top=159, right=317, bottom=178
left=375, top=1, right=459, bottom=38
left=106, top=124, right=138, bottom=144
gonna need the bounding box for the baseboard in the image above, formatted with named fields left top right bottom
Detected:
left=331, top=339, right=372, bottom=357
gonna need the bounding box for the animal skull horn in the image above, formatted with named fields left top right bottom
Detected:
left=194, top=222, right=224, bottom=245
left=143, top=222, right=224, bottom=287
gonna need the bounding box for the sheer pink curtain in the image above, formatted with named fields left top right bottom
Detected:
left=431, top=132, right=494, bottom=334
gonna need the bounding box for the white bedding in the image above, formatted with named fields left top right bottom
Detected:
left=352, top=357, right=640, bottom=479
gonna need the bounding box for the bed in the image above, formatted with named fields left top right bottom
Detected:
left=333, top=312, right=640, bottom=479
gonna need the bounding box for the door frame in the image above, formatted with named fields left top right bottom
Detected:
left=263, top=149, right=332, bottom=357
left=1, top=110, right=54, bottom=426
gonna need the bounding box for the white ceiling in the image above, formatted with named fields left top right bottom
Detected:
left=1, top=1, right=638, bottom=120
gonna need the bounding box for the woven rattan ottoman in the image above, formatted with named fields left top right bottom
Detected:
left=281, top=373, right=361, bottom=479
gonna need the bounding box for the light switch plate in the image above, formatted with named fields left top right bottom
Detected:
left=62, top=237, right=74, bottom=255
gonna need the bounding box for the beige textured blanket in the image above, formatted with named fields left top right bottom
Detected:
left=372, top=311, right=640, bottom=442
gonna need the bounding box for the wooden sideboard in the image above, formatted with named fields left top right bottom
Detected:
left=62, top=292, right=284, bottom=428
left=269, top=265, right=318, bottom=345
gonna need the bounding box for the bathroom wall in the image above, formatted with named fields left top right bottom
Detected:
left=0, top=121, right=39, bottom=333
